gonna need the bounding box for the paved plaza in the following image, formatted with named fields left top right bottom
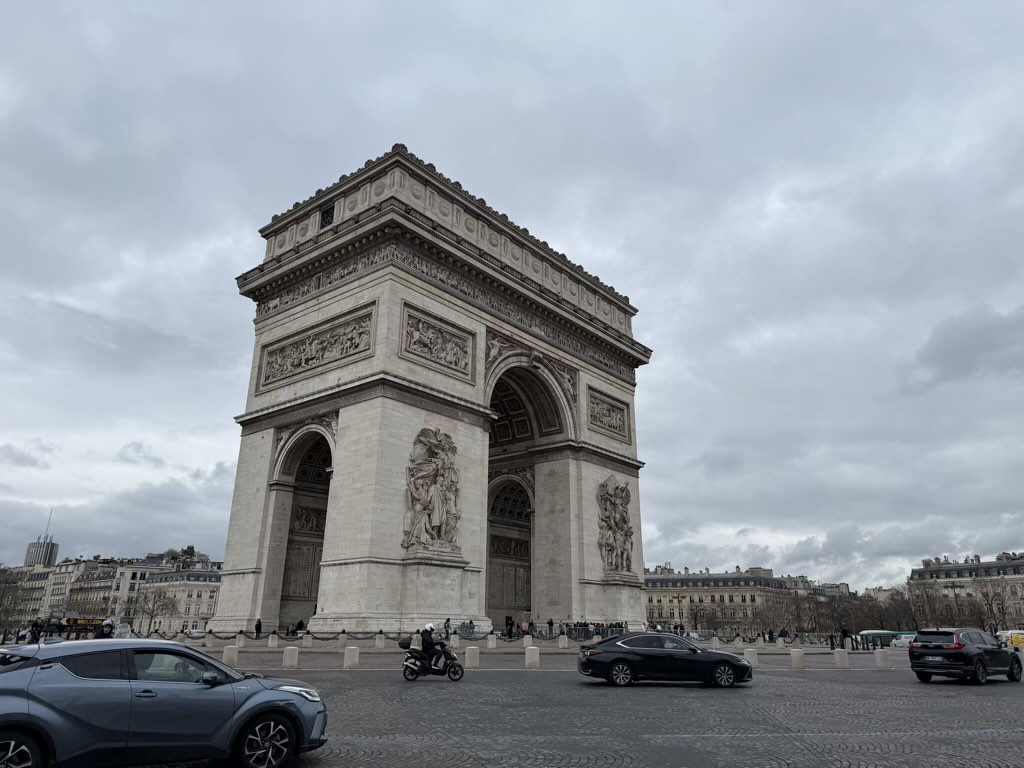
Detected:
left=134, top=648, right=1021, bottom=768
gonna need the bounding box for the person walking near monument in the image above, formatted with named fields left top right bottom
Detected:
left=443, top=618, right=451, bottom=640
left=254, top=618, right=262, bottom=640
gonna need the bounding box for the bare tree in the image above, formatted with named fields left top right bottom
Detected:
left=128, top=588, right=180, bottom=634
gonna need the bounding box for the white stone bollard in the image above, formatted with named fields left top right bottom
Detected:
left=375, top=633, right=386, bottom=649
left=523, top=634, right=533, bottom=648
left=525, top=646, right=540, bottom=669
left=466, top=646, right=480, bottom=669
left=834, top=649, right=850, bottom=669
left=743, top=649, right=759, bottom=668
left=268, top=634, right=279, bottom=649
left=283, top=646, right=299, bottom=669
left=558, top=634, right=568, bottom=649
left=302, top=634, right=313, bottom=648
left=756, top=637, right=764, bottom=648
left=411, top=633, right=422, bottom=650
left=337, top=633, right=347, bottom=650
left=790, top=649, right=805, bottom=669
left=223, top=645, right=239, bottom=667
left=343, top=646, right=359, bottom=669
left=776, top=637, right=785, bottom=647
left=451, top=634, right=460, bottom=649
left=486, top=634, right=497, bottom=649
left=236, top=633, right=246, bottom=649
left=711, top=636, right=720, bottom=650
left=874, top=649, right=889, bottom=667
left=592, top=634, right=602, bottom=644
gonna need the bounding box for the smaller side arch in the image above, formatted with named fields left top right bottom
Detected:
left=273, top=424, right=336, bottom=483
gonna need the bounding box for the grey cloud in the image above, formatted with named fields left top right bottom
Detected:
left=0, top=443, right=50, bottom=469
left=116, top=442, right=166, bottom=468
left=903, top=305, right=1024, bottom=392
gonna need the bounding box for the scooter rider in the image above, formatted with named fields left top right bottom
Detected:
left=421, top=623, right=444, bottom=669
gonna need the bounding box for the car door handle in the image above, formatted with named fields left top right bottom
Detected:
left=134, top=690, right=158, bottom=698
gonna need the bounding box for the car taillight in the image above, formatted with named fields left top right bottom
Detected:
left=909, top=642, right=922, bottom=649
left=945, top=639, right=965, bottom=650
left=582, top=649, right=602, bottom=657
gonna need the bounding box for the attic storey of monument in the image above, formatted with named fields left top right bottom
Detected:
left=207, top=145, right=653, bottom=635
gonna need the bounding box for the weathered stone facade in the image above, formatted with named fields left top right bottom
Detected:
left=208, top=146, right=652, bottom=634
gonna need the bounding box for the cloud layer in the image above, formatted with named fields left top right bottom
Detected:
left=2, top=1, right=1022, bottom=589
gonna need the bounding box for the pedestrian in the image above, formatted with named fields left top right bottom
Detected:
left=254, top=618, right=262, bottom=640
left=547, top=617, right=554, bottom=638
left=468, top=619, right=475, bottom=635
left=443, top=618, right=451, bottom=640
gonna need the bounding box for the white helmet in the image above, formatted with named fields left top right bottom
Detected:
left=425, top=623, right=435, bottom=632
left=102, top=619, right=115, bottom=628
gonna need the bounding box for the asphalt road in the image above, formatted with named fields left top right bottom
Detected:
left=131, top=649, right=1023, bottom=768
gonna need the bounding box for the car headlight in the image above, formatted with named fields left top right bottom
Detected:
left=275, top=684, right=321, bottom=702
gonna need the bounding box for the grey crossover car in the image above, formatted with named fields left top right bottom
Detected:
left=0, top=638, right=327, bottom=768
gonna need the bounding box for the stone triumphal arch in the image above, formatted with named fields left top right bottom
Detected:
left=208, top=146, right=652, bottom=635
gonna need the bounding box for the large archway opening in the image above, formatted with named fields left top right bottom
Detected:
left=276, top=432, right=331, bottom=631
left=486, top=365, right=570, bottom=634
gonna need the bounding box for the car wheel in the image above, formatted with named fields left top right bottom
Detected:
left=447, top=663, right=465, bottom=681
left=235, top=713, right=295, bottom=768
left=608, top=661, right=633, bottom=686
left=914, top=672, right=932, bottom=682
left=712, top=663, right=737, bottom=688
left=0, top=731, right=44, bottom=768
left=971, top=660, right=988, bottom=686
left=402, top=664, right=419, bottom=681
left=1007, top=658, right=1022, bottom=683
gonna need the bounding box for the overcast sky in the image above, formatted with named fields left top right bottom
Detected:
left=2, top=2, right=1022, bottom=591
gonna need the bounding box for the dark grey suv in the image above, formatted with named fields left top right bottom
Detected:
left=0, top=638, right=327, bottom=767
left=908, top=627, right=1023, bottom=685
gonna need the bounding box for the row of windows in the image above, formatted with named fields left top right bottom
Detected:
left=650, top=607, right=752, bottom=619
left=916, top=568, right=1023, bottom=579
left=649, top=594, right=758, bottom=604
left=646, top=579, right=781, bottom=589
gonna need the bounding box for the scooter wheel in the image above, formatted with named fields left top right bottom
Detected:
left=447, top=662, right=465, bottom=681
left=402, top=665, right=418, bottom=681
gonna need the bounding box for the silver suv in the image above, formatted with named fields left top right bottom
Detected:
left=0, top=638, right=328, bottom=767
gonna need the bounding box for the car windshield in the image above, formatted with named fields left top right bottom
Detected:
left=915, top=632, right=956, bottom=644
left=182, top=646, right=245, bottom=681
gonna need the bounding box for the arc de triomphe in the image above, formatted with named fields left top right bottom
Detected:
left=208, top=145, right=652, bottom=635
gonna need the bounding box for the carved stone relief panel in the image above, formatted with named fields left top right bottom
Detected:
left=291, top=507, right=327, bottom=535
left=258, top=302, right=375, bottom=391
left=401, top=427, right=462, bottom=553
left=489, top=534, right=530, bottom=561
left=400, top=304, right=476, bottom=383
left=587, top=387, right=631, bottom=443
left=484, top=329, right=523, bottom=371
left=597, top=475, right=633, bottom=574
left=545, top=360, right=579, bottom=409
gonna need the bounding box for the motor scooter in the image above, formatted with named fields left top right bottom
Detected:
left=399, top=638, right=464, bottom=681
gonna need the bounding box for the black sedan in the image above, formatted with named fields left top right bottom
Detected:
left=577, top=632, right=753, bottom=687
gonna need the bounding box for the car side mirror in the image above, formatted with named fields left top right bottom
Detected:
left=202, top=671, right=224, bottom=686
left=999, top=641, right=1008, bottom=649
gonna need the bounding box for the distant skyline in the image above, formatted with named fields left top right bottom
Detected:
left=2, top=2, right=1022, bottom=591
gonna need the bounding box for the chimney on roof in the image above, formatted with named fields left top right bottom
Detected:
left=683, top=567, right=689, bottom=574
